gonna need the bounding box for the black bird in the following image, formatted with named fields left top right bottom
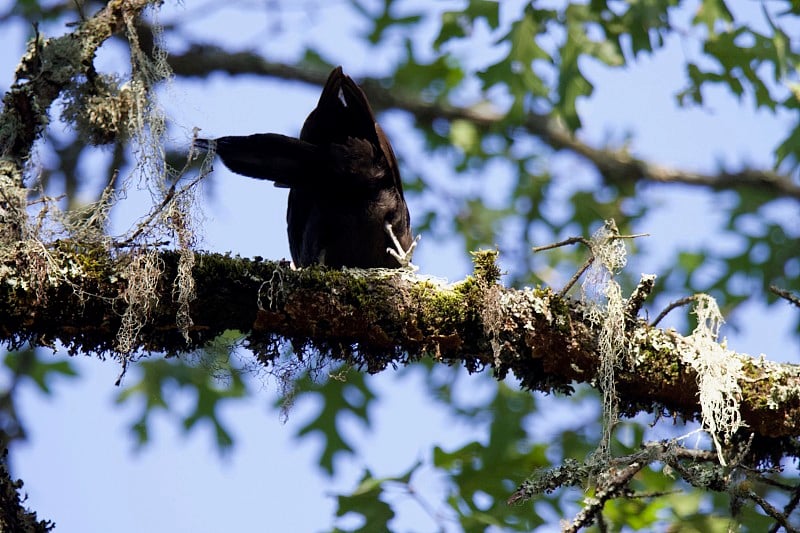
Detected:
left=197, top=66, right=414, bottom=269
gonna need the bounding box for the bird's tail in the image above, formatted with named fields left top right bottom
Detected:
left=199, top=133, right=324, bottom=188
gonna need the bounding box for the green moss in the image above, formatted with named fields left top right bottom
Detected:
left=470, top=249, right=501, bottom=284
left=192, top=251, right=281, bottom=282
left=429, top=288, right=467, bottom=326
left=54, top=240, right=115, bottom=280
left=637, top=344, right=681, bottom=381
left=545, top=290, right=572, bottom=334
left=294, top=266, right=381, bottom=312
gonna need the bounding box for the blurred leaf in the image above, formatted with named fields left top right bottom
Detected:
left=333, top=466, right=421, bottom=532
left=116, top=332, right=247, bottom=454
left=678, top=251, right=706, bottom=275
left=556, top=21, right=593, bottom=130
left=434, top=0, right=500, bottom=50
left=454, top=198, right=515, bottom=253
left=480, top=6, right=553, bottom=119
left=4, top=350, right=78, bottom=395
left=775, top=121, right=800, bottom=172
left=603, top=495, right=665, bottom=529
left=693, top=0, right=733, bottom=35
left=553, top=4, right=626, bottom=131
left=593, top=0, right=676, bottom=59
left=364, top=0, right=423, bottom=45
left=394, top=49, right=465, bottom=103
left=300, top=48, right=334, bottom=72
left=466, top=0, right=500, bottom=29
left=450, top=119, right=481, bottom=154
left=434, top=11, right=468, bottom=51
left=433, top=383, right=548, bottom=531
left=289, top=367, right=376, bottom=476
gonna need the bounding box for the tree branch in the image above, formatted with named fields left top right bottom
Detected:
left=0, top=0, right=158, bottom=170
left=166, top=45, right=800, bottom=201
left=1, top=247, right=799, bottom=455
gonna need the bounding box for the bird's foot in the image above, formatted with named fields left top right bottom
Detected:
left=385, top=222, right=420, bottom=271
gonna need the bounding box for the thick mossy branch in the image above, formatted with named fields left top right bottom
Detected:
left=1, top=247, right=799, bottom=447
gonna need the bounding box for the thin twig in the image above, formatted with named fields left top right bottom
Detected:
left=626, top=489, right=681, bottom=499
left=114, top=355, right=128, bottom=387
left=115, top=135, right=209, bottom=248
left=560, top=256, right=594, bottom=297
left=531, top=230, right=649, bottom=255
left=533, top=235, right=594, bottom=297
left=651, top=295, right=699, bottom=327
left=748, top=489, right=799, bottom=533
left=532, top=236, right=589, bottom=253
left=27, top=194, right=67, bottom=206
left=564, top=459, right=648, bottom=533
left=625, top=273, right=656, bottom=325
left=534, top=231, right=648, bottom=297
left=769, top=482, right=800, bottom=533
left=611, top=232, right=649, bottom=240
left=771, top=285, right=800, bottom=308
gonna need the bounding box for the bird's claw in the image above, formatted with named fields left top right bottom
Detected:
left=385, top=222, right=420, bottom=270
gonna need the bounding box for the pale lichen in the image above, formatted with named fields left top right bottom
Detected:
left=582, top=220, right=629, bottom=458
left=117, top=249, right=163, bottom=355
left=681, top=294, right=744, bottom=466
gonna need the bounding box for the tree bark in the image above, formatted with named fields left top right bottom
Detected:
left=1, top=246, right=798, bottom=453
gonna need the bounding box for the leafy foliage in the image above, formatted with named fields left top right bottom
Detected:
left=287, top=366, right=376, bottom=476
left=0, top=349, right=78, bottom=449
left=332, top=468, right=410, bottom=532
left=115, top=333, right=247, bottom=453
left=3, top=350, right=78, bottom=396
left=1, top=0, right=799, bottom=531
left=432, top=384, right=548, bottom=531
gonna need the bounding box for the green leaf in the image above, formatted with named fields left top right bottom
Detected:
left=393, top=52, right=465, bottom=102
left=300, top=48, right=334, bottom=72
left=610, top=0, right=676, bottom=57
left=290, top=367, right=376, bottom=476
left=693, top=0, right=734, bottom=35
left=678, top=251, right=706, bottom=275
left=556, top=18, right=593, bottom=130
left=775, top=121, right=800, bottom=172
left=698, top=28, right=781, bottom=110
left=365, top=0, right=423, bottom=45
left=678, top=63, right=729, bottom=106
left=433, top=383, right=549, bottom=531
left=604, top=495, right=665, bottom=529
left=479, top=6, right=553, bottom=119
left=434, top=0, right=500, bottom=50
left=434, top=11, right=467, bottom=51
left=3, top=349, right=78, bottom=395
left=116, top=333, right=247, bottom=454
left=449, top=119, right=481, bottom=153
left=467, top=0, right=500, bottom=29
left=332, top=465, right=421, bottom=533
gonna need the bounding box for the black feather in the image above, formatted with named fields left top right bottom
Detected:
left=198, top=66, right=412, bottom=268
